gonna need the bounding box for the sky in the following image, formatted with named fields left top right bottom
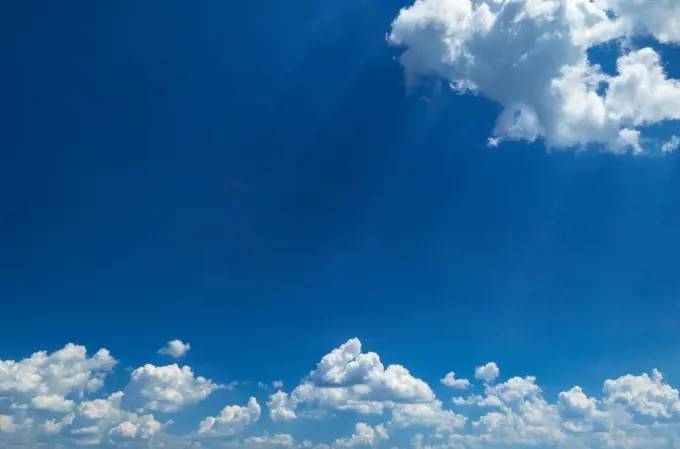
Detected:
left=2, top=0, right=680, bottom=448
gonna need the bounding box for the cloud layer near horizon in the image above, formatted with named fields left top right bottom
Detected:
left=2, top=338, right=680, bottom=448
left=388, top=0, right=680, bottom=154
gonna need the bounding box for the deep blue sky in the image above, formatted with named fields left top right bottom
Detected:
left=3, top=0, right=680, bottom=403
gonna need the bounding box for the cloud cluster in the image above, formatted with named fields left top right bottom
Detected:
left=388, top=0, right=680, bottom=153
left=5, top=338, right=680, bottom=448
left=67, top=390, right=166, bottom=445
left=0, top=343, right=117, bottom=413
left=0, top=343, right=222, bottom=447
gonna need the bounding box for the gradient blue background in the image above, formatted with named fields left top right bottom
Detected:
left=2, top=0, right=680, bottom=401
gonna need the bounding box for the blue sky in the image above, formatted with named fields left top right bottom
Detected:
left=2, top=0, right=680, bottom=448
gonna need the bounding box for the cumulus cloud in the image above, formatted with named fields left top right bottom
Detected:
left=602, top=368, right=680, bottom=417
left=388, top=0, right=680, bottom=153
left=198, top=396, right=261, bottom=436
left=42, top=413, right=75, bottom=435
left=440, top=372, right=470, bottom=389
left=0, top=414, right=23, bottom=433
left=109, top=414, right=163, bottom=441
left=158, top=339, right=191, bottom=358
left=558, top=386, right=600, bottom=418
left=281, top=338, right=435, bottom=418
left=474, top=362, right=499, bottom=383
left=334, top=423, right=389, bottom=448
left=267, top=390, right=297, bottom=422
left=122, top=363, right=224, bottom=413
left=30, top=394, right=76, bottom=413
left=71, top=390, right=166, bottom=445
left=390, top=400, right=467, bottom=432
left=0, top=343, right=117, bottom=403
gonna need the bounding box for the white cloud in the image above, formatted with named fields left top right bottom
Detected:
left=77, top=391, right=123, bottom=420
left=268, top=390, right=297, bottom=422
left=42, top=413, right=75, bottom=435
left=388, top=0, right=680, bottom=153
left=0, top=343, right=117, bottom=401
left=72, top=390, right=165, bottom=445
left=259, top=380, right=286, bottom=392
left=487, top=376, right=541, bottom=403
left=474, top=362, right=499, bottom=383
left=284, top=338, right=435, bottom=417
left=109, top=420, right=138, bottom=439
left=31, top=394, right=76, bottom=413
left=308, top=339, right=433, bottom=402
left=245, top=433, right=295, bottom=447
left=198, top=396, right=261, bottom=436
left=662, top=135, right=680, bottom=153
left=440, top=372, right=470, bottom=389
left=558, top=386, right=600, bottom=418
left=390, top=400, right=467, bottom=432
left=122, top=363, right=223, bottom=413
left=602, top=368, right=680, bottom=418
left=158, top=340, right=191, bottom=358
left=334, top=423, right=389, bottom=448
left=109, top=414, right=163, bottom=441
left=0, top=414, right=20, bottom=433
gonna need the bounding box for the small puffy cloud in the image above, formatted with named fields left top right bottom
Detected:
left=388, top=0, right=680, bottom=153
left=268, top=391, right=297, bottom=422
left=158, top=340, right=191, bottom=358
left=122, top=363, right=223, bottom=413
left=0, top=414, right=21, bottom=433
left=42, top=413, right=75, bottom=435
left=487, top=376, right=541, bottom=403
left=31, top=394, right=76, bottom=413
left=198, top=396, right=261, bottom=436
left=474, top=363, right=499, bottom=384
left=440, top=372, right=470, bottom=389
left=334, top=423, right=389, bottom=448
left=662, top=135, right=680, bottom=153
left=259, top=380, right=286, bottom=392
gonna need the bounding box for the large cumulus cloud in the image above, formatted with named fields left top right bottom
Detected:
left=388, top=0, right=680, bottom=153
